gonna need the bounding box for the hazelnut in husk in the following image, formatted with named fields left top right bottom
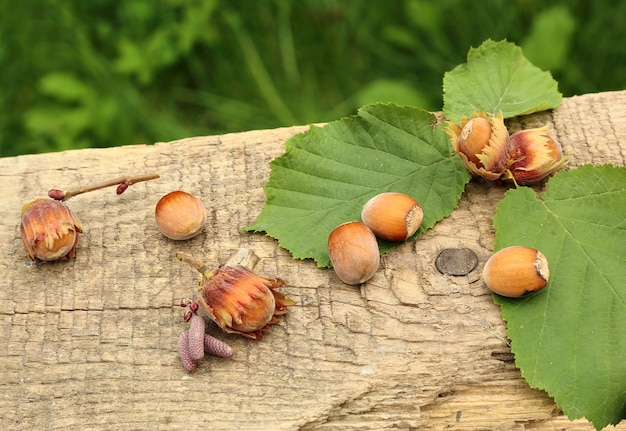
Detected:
left=502, top=126, right=569, bottom=185
left=198, top=265, right=292, bottom=339
left=448, top=112, right=568, bottom=185
left=447, top=111, right=510, bottom=181
left=20, top=198, right=83, bottom=261
left=177, top=252, right=293, bottom=340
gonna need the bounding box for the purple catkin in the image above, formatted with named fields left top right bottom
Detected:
left=188, top=315, right=206, bottom=362
left=204, top=334, right=234, bottom=358
left=177, top=331, right=197, bottom=372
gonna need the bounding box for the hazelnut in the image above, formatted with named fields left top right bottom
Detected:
left=448, top=113, right=569, bottom=184
left=502, top=126, right=569, bottom=185
left=176, top=252, right=293, bottom=340
left=197, top=265, right=292, bottom=339
left=447, top=111, right=510, bottom=180
left=482, top=246, right=550, bottom=297
left=327, top=221, right=380, bottom=285
left=155, top=191, right=207, bottom=240
left=20, top=198, right=83, bottom=261
left=201, top=266, right=277, bottom=334
left=361, top=192, right=423, bottom=241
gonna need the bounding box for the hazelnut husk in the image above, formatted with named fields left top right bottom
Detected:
left=20, top=198, right=83, bottom=261
left=197, top=265, right=293, bottom=340
left=502, top=126, right=569, bottom=185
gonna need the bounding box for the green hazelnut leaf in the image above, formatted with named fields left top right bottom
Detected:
left=244, top=103, right=471, bottom=267
left=492, top=164, right=626, bottom=430
left=443, top=39, right=562, bottom=123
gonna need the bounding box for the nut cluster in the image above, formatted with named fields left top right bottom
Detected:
left=17, top=172, right=294, bottom=374
left=447, top=111, right=568, bottom=185
left=174, top=250, right=293, bottom=371
left=328, top=192, right=423, bottom=285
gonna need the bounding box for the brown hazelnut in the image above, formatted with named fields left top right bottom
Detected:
left=482, top=246, right=549, bottom=297
left=361, top=192, right=423, bottom=241
left=327, top=221, right=380, bottom=285
left=155, top=191, right=207, bottom=240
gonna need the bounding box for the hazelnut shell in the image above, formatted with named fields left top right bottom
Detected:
left=328, top=221, right=380, bottom=285
left=361, top=192, right=423, bottom=241
left=482, top=246, right=549, bottom=298
left=155, top=191, right=207, bottom=240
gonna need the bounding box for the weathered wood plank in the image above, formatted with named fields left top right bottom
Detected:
left=1, top=91, right=625, bottom=430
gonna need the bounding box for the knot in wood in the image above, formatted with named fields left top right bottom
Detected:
left=435, top=248, right=479, bottom=276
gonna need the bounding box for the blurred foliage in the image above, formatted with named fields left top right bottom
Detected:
left=1, top=0, right=625, bottom=156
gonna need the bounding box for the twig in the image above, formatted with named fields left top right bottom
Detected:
left=48, top=172, right=160, bottom=201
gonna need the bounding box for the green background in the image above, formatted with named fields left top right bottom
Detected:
left=1, top=0, right=625, bottom=157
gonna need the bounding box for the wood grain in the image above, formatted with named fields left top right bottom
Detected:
left=1, top=91, right=625, bottom=430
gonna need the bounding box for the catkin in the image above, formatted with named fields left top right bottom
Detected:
left=188, top=315, right=206, bottom=362
left=204, top=335, right=234, bottom=358
left=177, top=331, right=197, bottom=372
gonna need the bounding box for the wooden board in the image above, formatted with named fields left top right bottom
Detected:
left=1, top=91, right=625, bottom=430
